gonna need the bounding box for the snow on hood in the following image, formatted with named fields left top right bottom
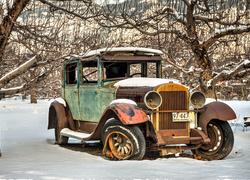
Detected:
left=113, top=77, right=180, bottom=87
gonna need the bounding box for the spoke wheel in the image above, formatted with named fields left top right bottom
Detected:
left=192, top=120, right=234, bottom=160
left=108, top=131, right=133, bottom=159
left=199, top=123, right=223, bottom=155
left=102, top=118, right=146, bottom=160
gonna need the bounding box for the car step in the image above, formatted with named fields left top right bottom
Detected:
left=60, top=128, right=91, bottom=140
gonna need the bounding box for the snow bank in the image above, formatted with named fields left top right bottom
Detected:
left=0, top=98, right=250, bottom=179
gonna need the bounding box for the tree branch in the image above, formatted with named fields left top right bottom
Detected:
left=207, top=60, right=250, bottom=88
left=0, top=70, right=51, bottom=97
left=39, top=0, right=96, bottom=21
left=0, top=56, right=37, bottom=88
left=194, top=15, right=245, bottom=26
left=204, top=25, right=250, bottom=49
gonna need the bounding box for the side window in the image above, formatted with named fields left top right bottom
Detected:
left=104, top=62, right=127, bottom=80
left=147, top=63, right=157, bottom=78
left=82, top=61, right=98, bottom=83
left=66, top=63, right=77, bottom=84
left=130, top=63, right=142, bottom=77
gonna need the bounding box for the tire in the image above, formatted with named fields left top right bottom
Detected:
left=102, top=118, right=146, bottom=160
left=55, top=112, right=68, bottom=145
left=192, top=119, right=234, bottom=160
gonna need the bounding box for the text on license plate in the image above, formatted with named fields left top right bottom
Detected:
left=172, top=112, right=189, bottom=122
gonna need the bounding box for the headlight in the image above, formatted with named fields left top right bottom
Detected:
left=189, top=91, right=206, bottom=109
left=144, top=91, right=162, bottom=110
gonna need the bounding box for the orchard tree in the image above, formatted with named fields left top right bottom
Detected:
left=0, top=0, right=131, bottom=100
left=0, top=0, right=62, bottom=100
left=0, top=0, right=70, bottom=100
left=40, top=0, right=250, bottom=98
left=0, top=0, right=30, bottom=62
left=0, top=0, right=249, bottom=99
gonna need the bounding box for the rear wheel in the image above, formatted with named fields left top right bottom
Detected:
left=102, top=118, right=146, bottom=160
left=192, top=120, right=234, bottom=160
left=55, top=112, right=68, bottom=145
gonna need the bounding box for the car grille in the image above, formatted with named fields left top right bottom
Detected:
left=159, top=91, right=188, bottom=131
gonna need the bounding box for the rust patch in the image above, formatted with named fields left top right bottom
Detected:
left=199, top=101, right=236, bottom=135
left=110, top=103, right=150, bottom=125
left=190, top=129, right=210, bottom=144
left=116, top=87, right=153, bottom=110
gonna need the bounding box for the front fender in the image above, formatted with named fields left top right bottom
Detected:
left=199, top=101, right=236, bottom=135
left=83, top=102, right=150, bottom=141
left=108, top=103, right=150, bottom=125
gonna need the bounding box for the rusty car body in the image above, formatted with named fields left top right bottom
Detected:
left=48, top=47, right=236, bottom=160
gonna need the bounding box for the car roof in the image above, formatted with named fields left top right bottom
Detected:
left=65, top=47, right=163, bottom=62
left=80, top=47, right=163, bottom=57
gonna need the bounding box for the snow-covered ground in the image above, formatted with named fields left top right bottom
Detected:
left=0, top=98, right=250, bottom=180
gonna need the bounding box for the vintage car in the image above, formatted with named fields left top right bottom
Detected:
left=48, top=47, right=236, bottom=160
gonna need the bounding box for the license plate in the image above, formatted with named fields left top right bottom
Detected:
left=172, top=112, right=189, bottom=122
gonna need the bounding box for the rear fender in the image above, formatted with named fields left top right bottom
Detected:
left=48, top=101, right=66, bottom=129
left=199, top=101, right=236, bottom=135
left=48, top=100, right=75, bottom=130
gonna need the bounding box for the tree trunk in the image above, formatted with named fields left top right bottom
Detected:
left=22, top=91, right=26, bottom=100
left=194, top=50, right=216, bottom=99
left=30, top=68, right=37, bottom=103
left=194, top=48, right=216, bottom=98
left=0, top=0, right=30, bottom=62
left=30, top=84, right=37, bottom=103
left=185, top=2, right=216, bottom=99
left=199, top=70, right=216, bottom=99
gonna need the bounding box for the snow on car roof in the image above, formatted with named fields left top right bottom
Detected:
left=79, top=47, right=164, bottom=58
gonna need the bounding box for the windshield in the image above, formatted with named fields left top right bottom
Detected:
left=103, top=61, right=159, bottom=81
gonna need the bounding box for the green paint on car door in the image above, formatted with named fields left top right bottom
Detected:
left=78, top=85, right=115, bottom=122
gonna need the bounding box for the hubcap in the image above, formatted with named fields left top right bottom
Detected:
left=108, top=131, right=133, bottom=159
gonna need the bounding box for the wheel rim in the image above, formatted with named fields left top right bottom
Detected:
left=200, top=122, right=224, bottom=155
left=108, top=131, right=133, bottom=160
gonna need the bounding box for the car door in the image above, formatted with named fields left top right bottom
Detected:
left=63, top=61, right=81, bottom=120
left=78, top=59, right=115, bottom=122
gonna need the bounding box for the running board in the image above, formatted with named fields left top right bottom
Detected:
left=60, top=128, right=92, bottom=140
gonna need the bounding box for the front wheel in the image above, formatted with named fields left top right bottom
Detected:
left=102, top=118, right=146, bottom=160
left=192, top=120, right=234, bottom=160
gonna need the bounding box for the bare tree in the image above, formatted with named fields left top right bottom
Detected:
left=0, top=0, right=129, bottom=100
left=1, top=0, right=249, bottom=99
left=0, top=0, right=69, bottom=100
left=40, top=0, right=249, bottom=98
left=0, top=0, right=30, bottom=62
